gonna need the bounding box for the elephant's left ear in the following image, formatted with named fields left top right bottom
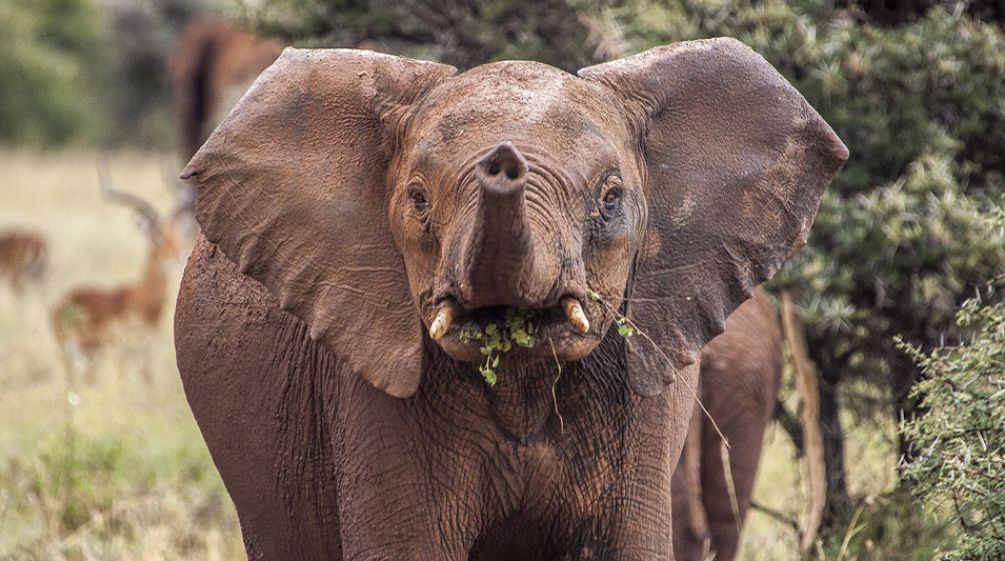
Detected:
left=182, top=48, right=456, bottom=398
left=579, top=38, right=848, bottom=397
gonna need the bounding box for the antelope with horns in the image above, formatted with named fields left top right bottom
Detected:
left=52, top=157, right=180, bottom=380
left=0, top=229, right=47, bottom=293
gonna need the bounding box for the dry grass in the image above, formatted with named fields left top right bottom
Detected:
left=0, top=149, right=898, bottom=561
left=0, top=149, right=243, bottom=561
left=738, top=377, right=899, bottom=561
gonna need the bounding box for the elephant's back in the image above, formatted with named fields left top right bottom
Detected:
left=175, top=235, right=344, bottom=561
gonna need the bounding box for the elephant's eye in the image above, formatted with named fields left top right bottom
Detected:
left=598, top=173, right=623, bottom=220
left=602, top=189, right=622, bottom=210
left=408, top=185, right=430, bottom=213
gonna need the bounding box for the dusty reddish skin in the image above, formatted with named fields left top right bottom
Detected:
left=672, top=288, right=783, bottom=561
left=176, top=38, right=847, bottom=560
left=0, top=230, right=46, bottom=292
left=169, top=19, right=284, bottom=159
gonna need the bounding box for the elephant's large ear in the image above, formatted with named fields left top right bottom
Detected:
left=579, top=38, right=847, bottom=397
left=181, top=48, right=456, bottom=398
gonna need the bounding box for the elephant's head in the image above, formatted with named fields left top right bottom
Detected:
left=182, top=40, right=847, bottom=398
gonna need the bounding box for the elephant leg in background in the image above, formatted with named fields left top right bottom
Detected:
left=671, top=290, right=783, bottom=561
left=697, top=382, right=777, bottom=561
left=672, top=408, right=711, bottom=559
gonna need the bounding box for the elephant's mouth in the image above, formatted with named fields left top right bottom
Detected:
left=429, top=298, right=603, bottom=362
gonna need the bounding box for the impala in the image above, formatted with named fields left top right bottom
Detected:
left=0, top=230, right=47, bottom=293
left=52, top=157, right=180, bottom=380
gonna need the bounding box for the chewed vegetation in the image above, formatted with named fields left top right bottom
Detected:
left=458, top=307, right=539, bottom=386
left=456, top=290, right=638, bottom=387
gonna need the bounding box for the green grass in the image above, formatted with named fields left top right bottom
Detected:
left=0, top=149, right=915, bottom=560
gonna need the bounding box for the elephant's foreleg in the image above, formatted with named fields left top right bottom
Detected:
left=587, top=365, right=697, bottom=561
left=176, top=238, right=344, bottom=561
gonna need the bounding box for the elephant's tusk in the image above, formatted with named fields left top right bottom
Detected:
left=429, top=303, right=455, bottom=340
left=561, top=296, right=590, bottom=334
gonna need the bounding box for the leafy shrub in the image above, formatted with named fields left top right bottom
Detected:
left=899, top=209, right=1005, bottom=560
left=815, top=489, right=956, bottom=561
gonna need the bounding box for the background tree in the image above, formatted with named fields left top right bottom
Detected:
left=100, top=0, right=207, bottom=146
left=0, top=0, right=104, bottom=146
left=241, top=0, right=594, bottom=70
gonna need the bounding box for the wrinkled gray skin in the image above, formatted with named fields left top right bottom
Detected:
left=672, top=289, right=783, bottom=561
left=176, top=39, right=846, bottom=560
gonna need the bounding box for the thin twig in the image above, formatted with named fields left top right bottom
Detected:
left=749, top=500, right=801, bottom=533
left=837, top=504, right=866, bottom=561
left=981, top=270, right=1005, bottom=288
left=588, top=289, right=667, bottom=304
left=548, top=338, right=565, bottom=436
left=632, top=320, right=731, bottom=450
left=590, top=293, right=730, bottom=449
left=720, top=440, right=741, bottom=532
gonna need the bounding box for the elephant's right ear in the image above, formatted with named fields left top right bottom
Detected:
left=181, top=48, right=456, bottom=398
left=580, top=39, right=847, bottom=397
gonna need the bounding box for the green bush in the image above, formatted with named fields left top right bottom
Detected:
left=815, top=489, right=956, bottom=561
left=243, top=0, right=592, bottom=70
left=0, top=0, right=103, bottom=146
left=899, top=216, right=1005, bottom=560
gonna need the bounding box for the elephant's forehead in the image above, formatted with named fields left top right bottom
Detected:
left=414, top=61, right=611, bottom=151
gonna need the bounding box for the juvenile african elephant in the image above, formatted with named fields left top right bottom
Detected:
left=672, top=288, right=783, bottom=561
left=175, top=39, right=846, bottom=560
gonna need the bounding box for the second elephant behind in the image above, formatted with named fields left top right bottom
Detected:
left=673, top=288, right=783, bottom=561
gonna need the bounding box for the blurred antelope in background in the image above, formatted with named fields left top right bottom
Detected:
left=52, top=156, right=180, bottom=381
left=0, top=230, right=47, bottom=293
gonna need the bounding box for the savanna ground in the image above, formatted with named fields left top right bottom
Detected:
left=0, top=150, right=898, bottom=560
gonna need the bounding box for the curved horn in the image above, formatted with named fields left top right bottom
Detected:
left=96, top=154, right=162, bottom=229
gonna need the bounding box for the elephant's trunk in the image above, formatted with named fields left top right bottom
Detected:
left=461, top=143, right=551, bottom=308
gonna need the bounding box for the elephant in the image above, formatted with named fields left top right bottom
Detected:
left=169, top=19, right=283, bottom=159
left=175, top=38, right=847, bottom=560
left=672, top=288, right=783, bottom=561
